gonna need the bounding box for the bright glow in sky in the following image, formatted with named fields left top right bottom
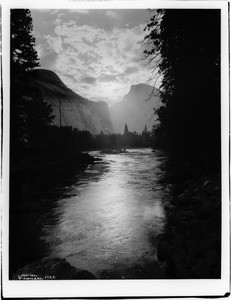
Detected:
left=31, top=9, right=160, bottom=106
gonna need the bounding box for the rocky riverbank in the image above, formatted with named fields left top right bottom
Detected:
left=157, top=173, right=221, bottom=278
left=12, top=258, right=96, bottom=280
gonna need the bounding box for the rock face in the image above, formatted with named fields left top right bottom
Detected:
left=110, top=84, right=161, bottom=133
left=28, top=69, right=113, bottom=134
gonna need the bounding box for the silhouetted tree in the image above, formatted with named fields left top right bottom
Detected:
left=124, top=123, right=129, bottom=135
left=23, top=86, right=54, bottom=149
left=11, top=9, right=39, bottom=73
left=11, top=9, right=54, bottom=156
left=144, top=9, right=220, bottom=164
left=141, top=125, right=151, bottom=147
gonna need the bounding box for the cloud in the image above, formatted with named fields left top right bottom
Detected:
left=50, top=9, right=59, bottom=15
left=69, top=9, right=89, bottom=14
left=45, top=35, right=63, bottom=53
left=124, top=66, right=139, bottom=75
left=99, top=74, right=118, bottom=83
left=81, top=76, right=97, bottom=85
left=40, top=52, right=59, bottom=68
left=105, top=10, right=120, bottom=19
left=37, top=17, right=154, bottom=103
left=53, top=19, right=62, bottom=26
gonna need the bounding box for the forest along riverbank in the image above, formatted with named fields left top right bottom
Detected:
left=10, top=152, right=98, bottom=176
left=11, top=148, right=170, bottom=279
left=156, top=159, right=221, bottom=279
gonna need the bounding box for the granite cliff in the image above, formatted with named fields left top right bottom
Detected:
left=110, top=84, right=161, bottom=133
left=28, top=69, right=113, bottom=134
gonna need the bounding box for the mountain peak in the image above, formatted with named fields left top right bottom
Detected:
left=130, top=83, right=149, bottom=88
left=129, top=83, right=158, bottom=94
left=30, top=69, right=68, bottom=89
left=123, top=83, right=158, bottom=104
left=110, top=83, right=161, bottom=133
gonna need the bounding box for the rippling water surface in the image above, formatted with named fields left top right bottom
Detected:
left=10, top=148, right=169, bottom=278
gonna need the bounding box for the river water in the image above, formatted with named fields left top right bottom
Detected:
left=10, top=148, right=169, bottom=279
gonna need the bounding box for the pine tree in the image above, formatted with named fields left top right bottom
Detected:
left=144, top=10, right=220, bottom=162
left=10, top=9, right=54, bottom=155
left=11, top=9, right=39, bottom=73
left=124, top=123, right=129, bottom=135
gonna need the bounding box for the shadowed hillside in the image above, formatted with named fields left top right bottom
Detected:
left=27, top=69, right=114, bottom=134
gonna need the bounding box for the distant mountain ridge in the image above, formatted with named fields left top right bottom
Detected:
left=110, top=83, right=161, bottom=134
left=27, top=69, right=114, bottom=134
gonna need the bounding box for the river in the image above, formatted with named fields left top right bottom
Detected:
left=10, top=148, right=169, bottom=279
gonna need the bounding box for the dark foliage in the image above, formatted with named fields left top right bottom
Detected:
left=10, top=9, right=54, bottom=160
left=124, top=123, right=129, bottom=135
left=30, top=125, right=153, bottom=153
left=45, top=126, right=93, bottom=153
left=93, top=128, right=152, bottom=149
left=144, top=10, right=221, bottom=279
left=10, top=124, right=153, bottom=176
left=11, top=9, right=39, bottom=72
left=144, top=10, right=221, bottom=166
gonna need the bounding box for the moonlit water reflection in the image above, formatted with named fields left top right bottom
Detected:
left=40, top=148, right=168, bottom=278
